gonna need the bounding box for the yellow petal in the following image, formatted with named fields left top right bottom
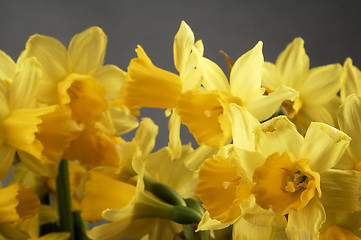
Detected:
left=286, top=199, right=325, bottom=240
left=299, top=122, right=350, bottom=173
left=232, top=214, right=274, bottom=240
left=246, top=85, right=298, bottom=121
left=173, top=21, right=195, bottom=74
left=320, top=225, right=361, bottom=240
left=17, top=151, right=58, bottom=178
left=0, top=80, right=10, bottom=119
left=262, top=61, right=280, bottom=92
left=167, top=109, right=182, bottom=159
left=0, top=144, right=16, bottom=180
left=4, top=106, right=71, bottom=165
left=338, top=94, right=361, bottom=164
left=0, top=184, right=40, bottom=223
left=199, top=56, right=230, bottom=92
left=276, top=37, right=309, bottom=89
left=98, top=106, right=139, bottom=135
left=184, top=145, right=218, bottom=171
left=180, top=46, right=203, bottom=92
left=300, top=64, right=343, bottom=104
left=254, top=116, right=304, bottom=158
left=87, top=214, right=153, bottom=240
left=133, top=118, right=158, bottom=156
left=341, top=58, right=361, bottom=102
left=81, top=171, right=136, bottom=222
left=36, top=107, right=71, bottom=164
left=0, top=50, right=16, bottom=82
left=68, top=162, right=87, bottom=211
left=58, top=73, right=107, bottom=126
left=3, top=109, right=45, bottom=160
left=93, top=64, right=126, bottom=102
left=320, top=169, right=361, bottom=212
left=231, top=148, right=265, bottom=186
left=197, top=211, right=233, bottom=231
left=21, top=34, right=68, bottom=82
left=122, top=45, right=181, bottom=112
left=195, top=155, right=251, bottom=223
left=227, top=104, right=259, bottom=151
left=252, top=152, right=320, bottom=215
left=292, top=101, right=335, bottom=135
left=230, top=41, right=263, bottom=99
left=177, top=90, right=231, bottom=148
left=68, top=26, right=107, bottom=74
left=10, top=57, right=42, bottom=109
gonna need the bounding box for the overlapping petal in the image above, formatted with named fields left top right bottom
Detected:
left=275, top=37, right=309, bottom=89
left=21, top=34, right=68, bottom=82
left=338, top=94, right=361, bottom=164
left=68, top=26, right=107, bottom=75
left=299, top=122, right=350, bottom=173
left=173, top=21, right=195, bottom=74
left=230, top=41, right=263, bottom=99
left=0, top=50, right=16, bottom=83
left=300, top=64, right=342, bottom=104
left=341, top=58, right=361, bottom=102
left=254, top=116, right=304, bottom=158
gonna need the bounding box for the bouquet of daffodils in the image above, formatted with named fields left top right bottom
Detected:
left=1, top=21, right=360, bottom=240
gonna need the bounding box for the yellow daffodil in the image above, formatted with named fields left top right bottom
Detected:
left=250, top=116, right=350, bottom=239
left=195, top=105, right=285, bottom=239
left=80, top=117, right=159, bottom=223
left=0, top=52, right=71, bottom=179
left=0, top=184, right=40, bottom=224
left=20, top=26, right=137, bottom=132
left=177, top=41, right=298, bottom=148
left=122, top=21, right=203, bottom=114
left=262, top=37, right=343, bottom=134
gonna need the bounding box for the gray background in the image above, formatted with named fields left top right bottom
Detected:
left=1, top=0, right=361, bottom=150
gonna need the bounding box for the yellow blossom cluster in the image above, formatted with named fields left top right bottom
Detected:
left=1, top=21, right=361, bottom=240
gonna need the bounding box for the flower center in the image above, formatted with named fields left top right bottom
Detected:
left=58, top=73, right=107, bottom=126
left=282, top=97, right=302, bottom=119
left=282, top=169, right=309, bottom=193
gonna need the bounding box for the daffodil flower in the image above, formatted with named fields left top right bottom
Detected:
left=177, top=41, right=298, bottom=148
left=250, top=116, right=350, bottom=239
left=0, top=52, right=71, bottom=179
left=20, top=26, right=137, bottom=132
left=262, top=37, right=343, bottom=134
left=122, top=21, right=203, bottom=114
left=195, top=105, right=285, bottom=239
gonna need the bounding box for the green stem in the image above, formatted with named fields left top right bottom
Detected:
left=56, top=159, right=74, bottom=240
left=183, top=224, right=196, bottom=240
left=200, top=230, right=210, bottom=240
left=185, top=198, right=210, bottom=240
left=73, top=211, right=90, bottom=240
left=143, top=172, right=186, bottom=206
